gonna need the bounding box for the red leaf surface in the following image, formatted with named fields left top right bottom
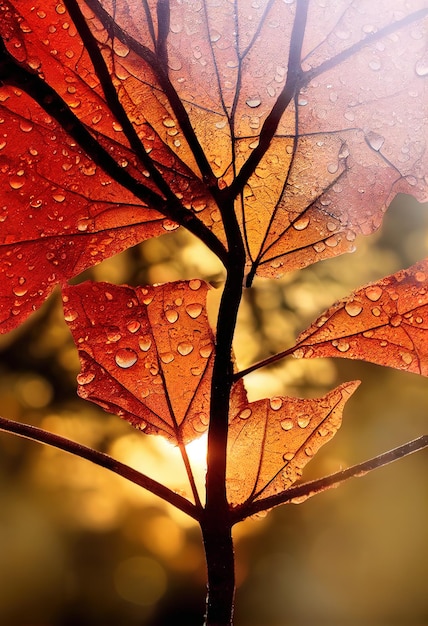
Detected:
left=294, top=259, right=428, bottom=376
left=227, top=381, right=359, bottom=506
left=62, top=279, right=214, bottom=445
left=0, top=1, right=426, bottom=329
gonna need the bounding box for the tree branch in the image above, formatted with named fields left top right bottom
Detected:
left=231, top=435, right=428, bottom=523
left=0, top=415, right=201, bottom=521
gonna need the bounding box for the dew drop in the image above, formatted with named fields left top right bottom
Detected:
left=199, top=344, right=213, bottom=358
left=9, top=177, right=25, bottom=190
left=160, top=352, right=174, bottom=364
left=344, top=301, right=363, bottom=317
left=189, top=279, right=202, bottom=291
left=283, top=452, right=295, bottom=462
left=365, top=285, right=382, bottom=301
left=106, top=327, right=121, bottom=342
left=246, top=96, right=261, bottom=108
left=165, top=309, right=178, bottom=323
left=77, top=371, right=95, bottom=385
left=19, top=120, right=33, bottom=132
left=335, top=340, right=350, bottom=352
left=293, top=348, right=305, bottom=359
left=390, top=314, right=402, bottom=327
left=269, top=397, right=283, bottom=411
left=52, top=193, right=66, bottom=203
left=371, top=307, right=381, bottom=317
left=366, top=131, right=385, bottom=151
left=281, top=419, right=293, bottom=431
left=115, top=348, right=138, bottom=368
left=415, top=58, right=428, bottom=77
left=327, top=162, right=338, bottom=174
left=239, top=408, right=252, bottom=420
left=304, top=446, right=314, bottom=457
left=177, top=342, right=194, bottom=356
left=297, top=416, right=310, bottom=428
left=77, top=218, right=92, bottom=232
left=401, top=352, right=413, bottom=365
left=162, top=219, right=179, bottom=231
left=64, top=309, right=78, bottom=321
left=13, top=285, right=28, bottom=297
left=185, top=303, right=203, bottom=318
left=138, top=336, right=152, bottom=351
left=415, top=271, right=426, bottom=283
left=293, top=215, right=310, bottom=230
left=127, top=320, right=140, bottom=333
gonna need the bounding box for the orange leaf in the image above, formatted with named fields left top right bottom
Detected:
left=227, top=381, right=360, bottom=506
left=62, top=280, right=214, bottom=445
left=294, top=259, right=428, bottom=376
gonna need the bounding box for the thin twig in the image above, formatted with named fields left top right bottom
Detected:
left=0, top=415, right=201, bottom=521
left=231, top=435, right=428, bottom=523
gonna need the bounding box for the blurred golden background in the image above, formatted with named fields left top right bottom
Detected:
left=0, top=194, right=427, bottom=625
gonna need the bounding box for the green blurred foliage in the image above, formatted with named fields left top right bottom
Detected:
left=0, top=194, right=427, bottom=625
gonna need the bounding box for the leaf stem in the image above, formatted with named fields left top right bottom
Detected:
left=231, top=434, right=428, bottom=523
left=0, top=415, right=201, bottom=521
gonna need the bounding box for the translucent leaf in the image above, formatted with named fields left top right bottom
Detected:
left=227, top=381, right=360, bottom=506
left=62, top=280, right=214, bottom=445
left=294, top=259, right=428, bottom=376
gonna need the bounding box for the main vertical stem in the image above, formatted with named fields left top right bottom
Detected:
left=203, top=196, right=246, bottom=625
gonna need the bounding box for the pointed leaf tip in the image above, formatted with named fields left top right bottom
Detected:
left=227, top=380, right=360, bottom=507
left=294, top=259, right=428, bottom=376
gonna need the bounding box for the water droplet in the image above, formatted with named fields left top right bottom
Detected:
left=365, top=285, right=382, bottom=301
left=185, top=303, right=203, bottom=318
left=415, top=271, right=426, bottom=283
left=190, top=366, right=202, bottom=376
left=304, top=446, right=314, bottom=457
left=390, top=314, right=402, bottom=327
left=239, top=408, right=252, bottom=420
left=293, top=215, right=310, bottom=230
left=371, top=307, right=381, bottom=317
left=281, top=419, right=293, bottom=431
left=199, top=345, right=213, bottom=358
left=246, top=96, right=261, bottom=108
left=293, top=348, right=305, bottom=359
left=77, top=218, right=92, bottom=232
left=335, top=340, right=350, bottom=352
left=369, top=60, right=381, bottom=71
left=106, top=327, right=121, bottom=342
left=415, top=58, right=428, bottom=77
left=297, top=416, right=310, bottom=428
left=113, top=40, right=129, bottom=58
left=269, top=397, right=283, bottom=411
left=162, top=219, right=179, bottom=231
left=19, top=120, right=33, bottom=132
left=52, top=193, right=66, bottom=203
left=9, top=177, right=25, bottom=190
left=127, top=320, right=140, bottom=333
left=138, top=336, right=152, bottom=351
left=400, top=352, right=413, bottom=365
left=12, top=284, right=28, bottom=296
left=163, top=118, right=176, bottom=128
left=177, top=342, right=194, bottom=356
left=189, top=279, right=202, bottom=291
left=366, top=131, right=385, bottom=151
left=283, top=452, right=295, bottom=463
left=115, top=348, right=138, bottom=368
left=160, top=352, right=174, bottom=364
left=64, top=309, right=78, bottom=321
left=165, top=309, right=178, bottom=323
left=327, top=163, right=338, bottom=174
left=77, top=371, right=95, bottom=385
left=344, top=301, right=363, bottom=317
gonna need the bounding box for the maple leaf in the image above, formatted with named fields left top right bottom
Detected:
left=62, top=279, right=214, bottom=445
left=227, top=381, right=360, bottom=507
left=293, top=259, right=428, bottom=376
left=0, top=0, right=426, bottom=330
